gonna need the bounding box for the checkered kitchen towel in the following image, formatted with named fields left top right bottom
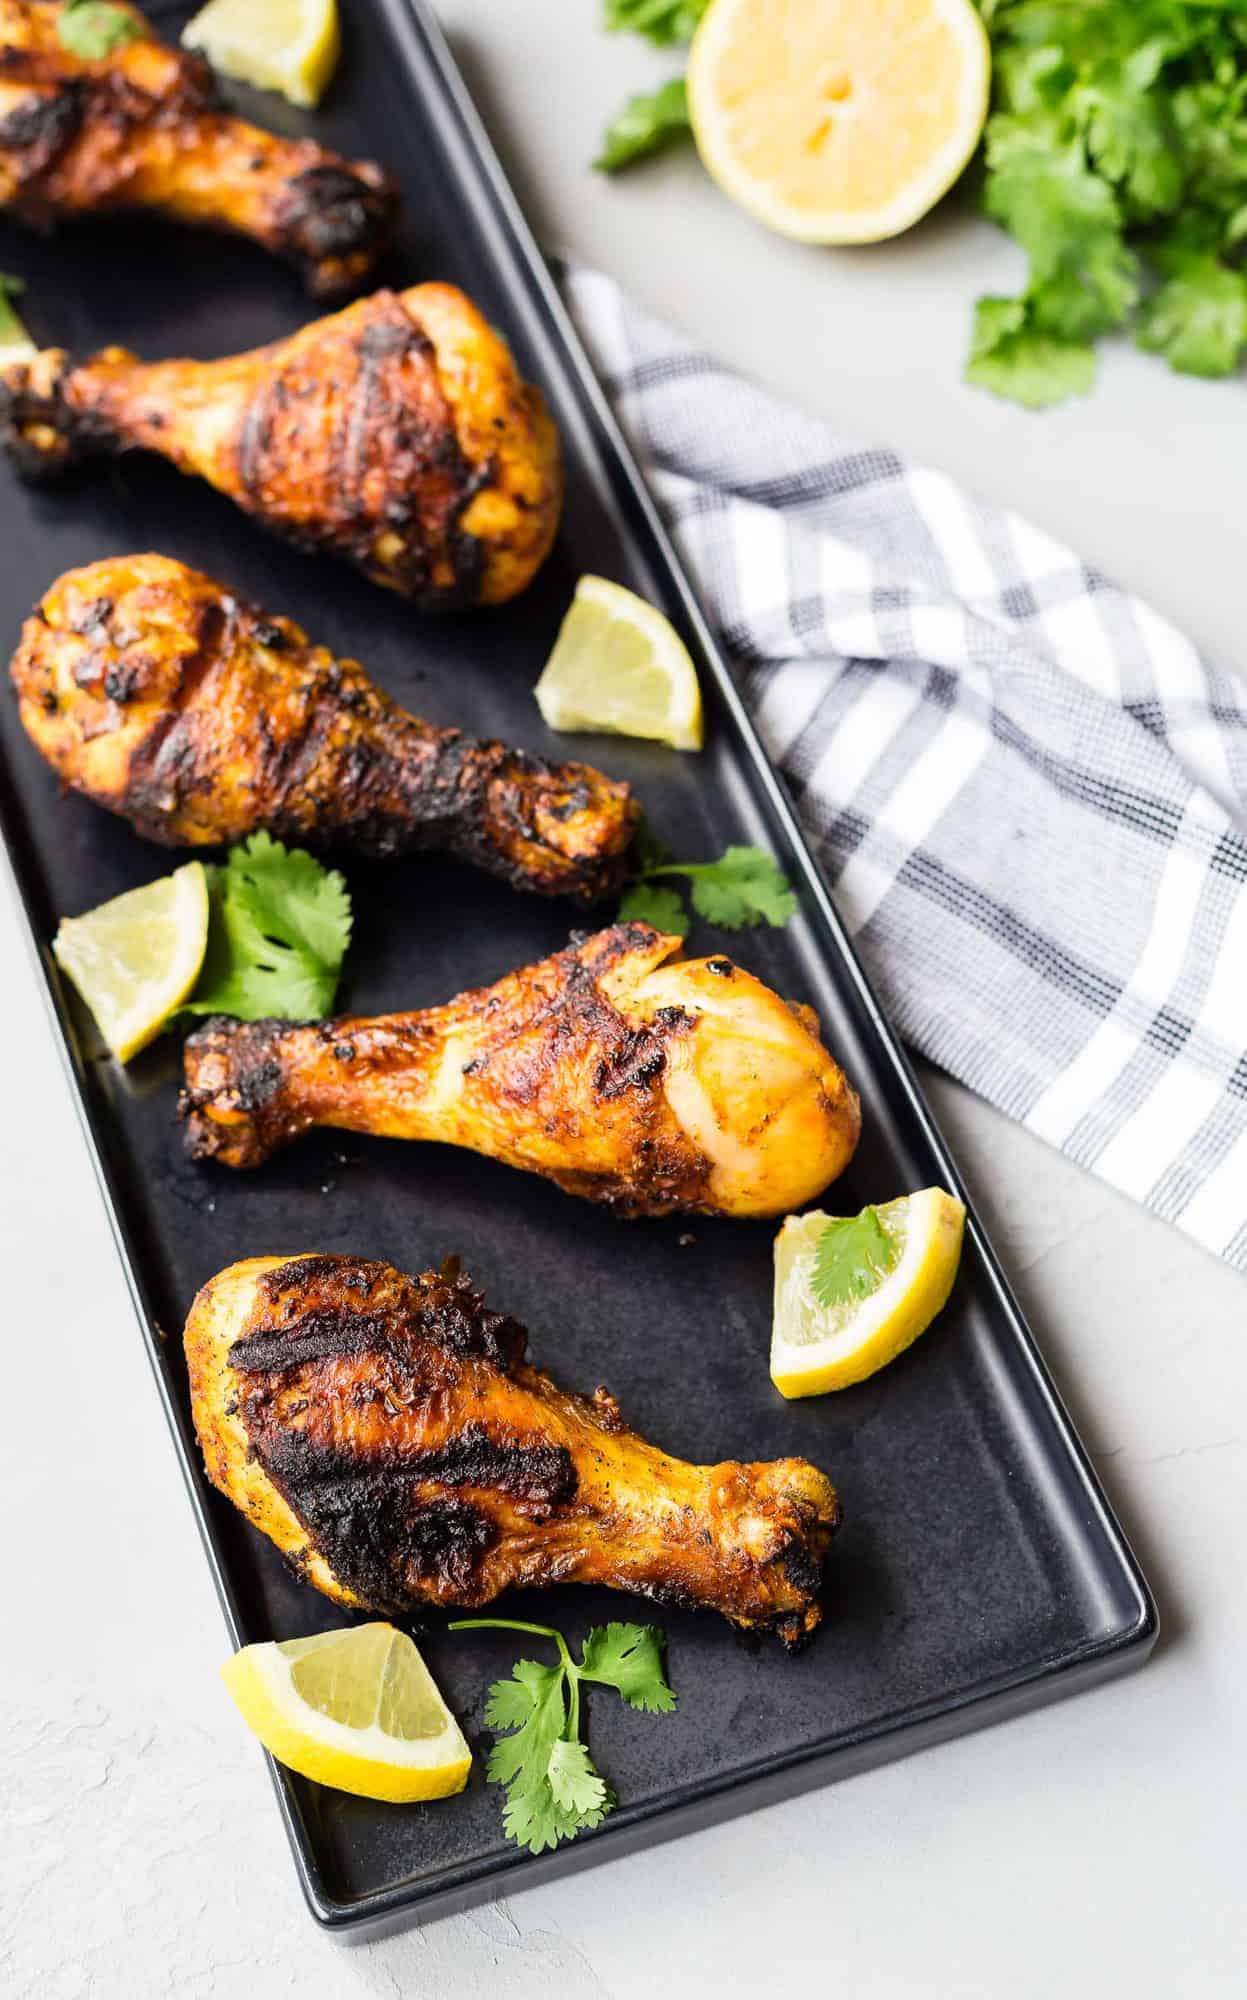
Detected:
left=563, top=266, right=1247, bottom=1271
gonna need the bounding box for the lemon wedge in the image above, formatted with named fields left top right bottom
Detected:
left=534, top=575, right=704, bottom=751
left=220, top=1623, right=472, bottom=1804
left=771, top=1188, right=965, bottom=1397
left=687, top=0, right=990, bottom=245
left=53, top=861, right=210, bottom=1063
left=182, top=0, right=341, bottom=109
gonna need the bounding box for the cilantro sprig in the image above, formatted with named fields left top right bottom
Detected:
left=184, top=832, right=352, bottom=1022
left=451, top=1617, right=675, bottom=1855
left=56, top=1, right=143, bottom=60
left=596, top=1, right=705, bottom=173
left=811, top=1204, right=901, bottom=1311
left=618, top=823, right=797, bottom=937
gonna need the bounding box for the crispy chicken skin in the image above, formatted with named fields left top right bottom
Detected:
left=10, top=555, right=637, bottom=895
left=180, top=923, right=862, bottom=1217
left=185, top=1253, right=840, bottom=1642
left=0, top=284, right=563, bottom=608
left=0, top=2, right=398, bottom=297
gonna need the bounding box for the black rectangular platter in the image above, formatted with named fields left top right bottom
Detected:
left=0, top=0, right=1156, bottom=1934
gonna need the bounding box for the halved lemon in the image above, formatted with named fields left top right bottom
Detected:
left=687, top=0, right=990, bottom=245
left=220, top=1623, right=472, bottom=1804
left=534, top=575, right=704, bottom=751
left=52, top=861, right=210, bottom=1063
left=771, top=1187, right=965, bottom=1397
left=182, top=0, right=341, bottom=109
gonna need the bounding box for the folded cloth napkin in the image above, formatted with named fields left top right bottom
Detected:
left=562, top=266, right=1247, bottom=1271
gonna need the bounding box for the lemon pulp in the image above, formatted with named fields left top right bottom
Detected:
left=52, top=860, right=210, bottom=1063
left=182, top=0, right=341, bottom=109
left=687, top=0, right=990, bottom=245
left=221, top=1623, right=472, bottom=1804
left=534, top=574, right=704, bottom=751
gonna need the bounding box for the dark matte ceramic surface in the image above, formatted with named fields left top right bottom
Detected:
left=0, top=0, right=1155, bottom=1932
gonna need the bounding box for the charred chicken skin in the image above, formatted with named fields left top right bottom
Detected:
left=186, top=1253, right=840, bottom=1642
left=10, top=555, right=637, bottom=895
left=0, top=283, right=562, bottom=608
left=180, top=923, right=862, bottom=1217
left=0, top=2, right=398, bottom=297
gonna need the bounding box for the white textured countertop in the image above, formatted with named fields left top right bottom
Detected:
left=3, top=5, right=1245, bottom=1994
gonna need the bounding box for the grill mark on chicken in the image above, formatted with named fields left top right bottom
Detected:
left=185, top=1253, right=842, bottom=1638
left=0, top=283, right=562, bottom=607
left=10, top=555, right=637, bottom=894
left=0, top=2, right=398, bottom=296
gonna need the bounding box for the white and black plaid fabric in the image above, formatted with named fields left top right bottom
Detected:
left=563, top=267, right=1247, bottom=1271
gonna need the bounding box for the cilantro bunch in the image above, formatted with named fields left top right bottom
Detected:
left=971, top=0, right=1247, bottom=404
left=451, top=1618, right=676, bottom=1853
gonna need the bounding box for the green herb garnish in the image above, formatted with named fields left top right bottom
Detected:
left=603, top=0, right=710, bottom=46
left=0, top=273, right=32, bottom=355
left=597, top=77, right=693, bottom=173
left=183, top=832, right=351, bottom=1022
left=57, top=1, right=144, bottom=60
left=596, top=1, right=705, bottom=172
left=450, top=1617, right=675, bottom=1855
left=811, top=1205, right=900, bottom=1311
left=619, top=831, right=797, bottom=937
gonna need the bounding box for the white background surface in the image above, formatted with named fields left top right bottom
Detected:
left=3, top=5, right=1245, bottom=1995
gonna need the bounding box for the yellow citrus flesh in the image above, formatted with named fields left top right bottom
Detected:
left=771, top=1187, right=965, bottom=1397
left=52, top=861, right=210, bottom=1063
left=0, top=336, right=35, bottom=371
left=182, top=0, right=341, bottom=108
left=220, top=1624, right=472, bottom=1804
left=534, top=574, right=704, bottom=752
left=687, top=0, right=990, bottom=244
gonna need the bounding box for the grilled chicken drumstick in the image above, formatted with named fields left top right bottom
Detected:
left=0, top=284, right=562, bottom=608
left=186, top=1253, right=841, bottom=1643
left=11, top=555, right=637, bottom=895
left=181, top=923, right=861, bottom=1217
left=0, top=1, right=397, bottom=297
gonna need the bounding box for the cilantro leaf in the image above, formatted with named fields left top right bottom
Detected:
left=57, top=1, right=143, bottom=60
left=604, top=0, right=709, bottom=46
left=617, top=881, right=691, bottom=936
left=966, top=295, right=1097, bottom=409
left=0, top=272, right=32, bottom=355
left=580, top=1622, right=677, bottom=1713
left=483, top=1657, right=558, bottom=1733
left=686, top=846, right=798, bottom=929
left=547, top=1737, right=611, bottom=1816
left=596, top=78, right=692, bottom=173
left=451, top=1616, right=674, bottom=1855
left=1136, top=251, right=1247, bottom=376
left=619, top=841, right=796, bottom=935
left=183, top=833, right=351, bottom=1022
left=983, top=127, right=1139, bottom=341
left=811, top=1205, right=901, bottom=1312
